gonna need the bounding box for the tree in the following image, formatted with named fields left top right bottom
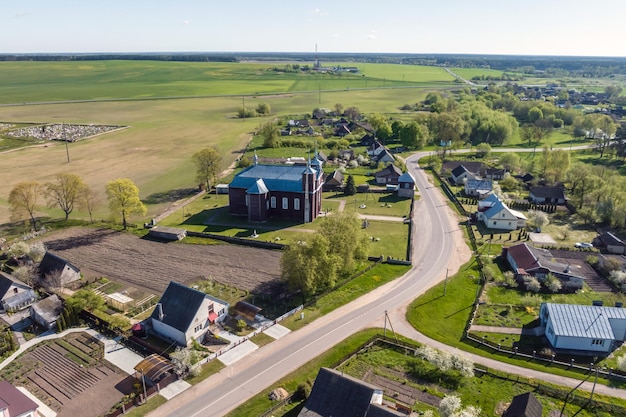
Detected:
left=9, top=181, right=42, bottom=230
left=45, top=173, right=88, bottom=220
left=66, top=289, right=105, bottom=312
left=344, top=175, right=356, bottom=196
left=475, top=143, right=491, bottom=158
left=319, top=212, right=369, bottom=274
left=498, top=153, right=521, bottom=172
left=81, top=187, right=100, bottom=223
left=527, top=210, right=549, bottom=231
left=334, top=103, right=344, bottom=116
left=439, top=395, right=462, bottom=417
left=170, top=347, right=201, bottom=378
left=400, top=121, right=428, bottom=149
left=528, top=107, right=543, bottom=123
left=105, top=178, right=147, bottom=230
left=192, top=147, right=222, bottom=192
left=281, top=233, right=341, bottom=298
left=256, top=102, right=271, bottom=115
left=344, top=106, right=361, bottom=121
left=258, top=122, right=281, bottom=148
left=368, top=114, right=392, bottom=142
left=544, top=273, right=562, bottom=293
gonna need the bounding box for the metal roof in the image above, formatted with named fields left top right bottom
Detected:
left=543, top=303, right=626, bottom=340
left=247, top=178, right=269, bottom=195
left=230, top=164, right=321, bottom=193
left=398, top=172, right=415, bottom=184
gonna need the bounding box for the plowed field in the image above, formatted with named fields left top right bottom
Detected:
left=38, top=227, right=284, bottom=295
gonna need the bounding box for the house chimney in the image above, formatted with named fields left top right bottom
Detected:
left=157, top=303, right=165, bottom=321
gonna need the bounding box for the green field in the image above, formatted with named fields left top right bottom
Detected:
left=0, top=60, right=458, bottom=227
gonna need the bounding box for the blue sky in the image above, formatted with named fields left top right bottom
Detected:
left=3, top=0, right=625, bottom=57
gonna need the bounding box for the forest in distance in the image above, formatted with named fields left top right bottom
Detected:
left=3, top=51, right=626, bottom=75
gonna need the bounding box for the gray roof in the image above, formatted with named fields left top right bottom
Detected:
left=39, top=251, right=79, bottom=275
left=229, top=164, right=321, bottom=193
left=503, top=392, right=542, bottom=417
left=151, top=282, right=226, bottom=333
left=600, top=232, right=625, bottom=247
left=451, top=164, right=469, bottom=177
left=530, top=186, right=565, bottom=200
left=0, top=271, right=31, bottom=299
left=465, top=179, right=493, bottom=191
left=542, top=303, right=626, bottom=340
left=31, top=294, right=63, bottom=324
left=298, top=368, right=403, bottom=417
left=374, top=164, right=402, bottom=178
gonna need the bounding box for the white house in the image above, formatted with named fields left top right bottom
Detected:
left=477, top=194, right=526, bottom=231
left=0, top=271, right=36, bottom=312
left=540, top=302, right=626, bottom=355
left=150, top=281, right=229, bottom=347
left=450, top=165, right=477, bottom=185
left=397, top=172, right=416, bottom=198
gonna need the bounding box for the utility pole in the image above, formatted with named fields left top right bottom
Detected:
left=242, top=96, right=245, bottom=122
left=444, top=268, right=449, bottom=296
left=63, top=123, right=70, bottom=163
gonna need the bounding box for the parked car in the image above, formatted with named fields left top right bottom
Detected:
left=575, top=242, right=593, bottom=249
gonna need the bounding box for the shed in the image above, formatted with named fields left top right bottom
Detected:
left=234, top=301, right=262, bottom=321
left=106, top=292, right=134, bottom=312
left=30, top=294, right=63, bottom=330
left=216, top=184, right=229, bottom=194
left=39, top=251, right=81, bottom=286
left=148, top=226, right=187, bottom=241
left=503, top=392, right=542, bottom=417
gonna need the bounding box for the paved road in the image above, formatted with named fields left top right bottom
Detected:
left=150, top=153, right=464, bottom=417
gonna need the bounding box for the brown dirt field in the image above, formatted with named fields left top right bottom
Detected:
left=37, top=227, right=284, bottom=296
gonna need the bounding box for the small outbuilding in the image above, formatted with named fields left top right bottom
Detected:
left=397, top=172, right=416, bottom=198
left=134, top=354, right=175, bottom=385
left=234, top=301, right=262, bottom=321
left=105, top=292, right=134, bottom=312
left=30, top=294, right=63, bottom=330
left=39, top=251, right=81, bottom=287
left=148, top=226, right=187, bottom=241
left=503, top=392, right=542, bottom=417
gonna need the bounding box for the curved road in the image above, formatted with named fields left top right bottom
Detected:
left=150, top=149, right=624, bottom=417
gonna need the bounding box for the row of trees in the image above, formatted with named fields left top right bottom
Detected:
left=8, top=147, right=222, bottom=230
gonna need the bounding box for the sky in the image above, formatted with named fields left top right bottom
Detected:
left=3, top=0, right=626, bottom=57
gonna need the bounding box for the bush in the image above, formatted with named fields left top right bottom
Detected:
left=294, top=381, right=312, bottom=401
left=524, top=276, right=541, bottom=293
left=237, top=156, right=252, bottom=168
left=544, top=274, right=562, bottom=293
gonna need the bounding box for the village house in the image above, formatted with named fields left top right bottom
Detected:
left=476, top=194, right=526, bottom=231
left=540, top=302, right=626, bottom=355
left=450, top=165, right=478, bottom=185
left=484, top=167, right=506, bottom=181
left=0, top=380, right=38, bottom=417
left=504, top=243, right=585, bottom=291
left=298, top=367, right=404, bottom=417
left=373, top=148, right=395, bottom=165
left=593, top=232, right=626, bottom=255
left=529, top=186, right=566, bottom=205
left=150, top=281, right=229, bottom=347
left=323, top=169, right=344, bottom=191
left=374, top=164, right=402, bottom=185
left=228, top=162, right=323, bottom=223
left=0, top=271, right=36, bottom=313
left=503, top=392, right=542, bottom=417
left=38, top=251, right=81, bottom=287
left=464, top=179, right=493, bottom=199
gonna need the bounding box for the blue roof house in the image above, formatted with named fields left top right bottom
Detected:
left=540, top=303, right=626, bottom=355
left=229, top=162, right=323, bottom=223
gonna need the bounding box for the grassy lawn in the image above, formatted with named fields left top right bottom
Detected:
left=406, top=261, right=626, bottom=385
left=121, top=394, right=167, bottom=417
left=185, top=359, right=225, bottom=386
left=282, top=263, right=410, bottom=331
left=474, top=304, right=538, bottom=328
left=327, top=193, right=413, bottom=217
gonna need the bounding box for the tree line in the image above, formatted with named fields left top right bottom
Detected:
left=8, top=147, right=222, bottom=231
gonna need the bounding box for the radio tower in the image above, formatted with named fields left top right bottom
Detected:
left=314, top=44, right=320, bottom=69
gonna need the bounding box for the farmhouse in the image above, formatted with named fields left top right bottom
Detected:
left=0, top=380, right=38, bottom=417
left=529, top=186, right=566, bottom=204
left=484, top=168, right=506, bottom=181
left=150, top=281, right=229, bottom=347
left=374, top=164, right=402, bottom=185
left=450, top=165, right=477, bottom=185
left=540, top=302, right=626, bottom=355
left=504, top=243, right=585, bottom=291
left=298, top=367, right=404, bottom=417
left=373, top=148, right=395, bottom=164
left=0, top=271, right=36, bottom=312
left=477, top=194, right=526, bottom=231
left=38, top=251, right=81, bottom=286
left=228, top=162, right=323, bottom=223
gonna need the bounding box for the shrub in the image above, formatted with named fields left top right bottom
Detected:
left=523, top=276, right=541, bottom=293
left=237, top=156, right=252, bottom=168
left=544, top=274, right=562, bottom=293
left=294, top=381, right=312, bottom=400
left=503, top=271, right=518, bottom=288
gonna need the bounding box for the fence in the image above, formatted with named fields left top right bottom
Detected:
left=186, top=231, right=285, bottom=250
